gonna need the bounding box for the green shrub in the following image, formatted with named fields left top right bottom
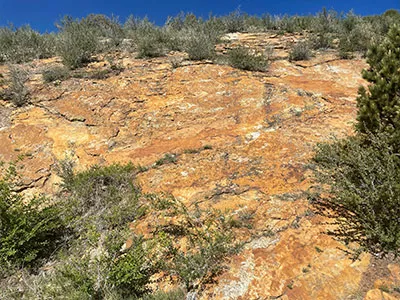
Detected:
left=42, top=66, right=70, bottom=83
left=0, top=163, right=65, bottom=276
left=312, top=133, right=400, bottom=257
left=56, top=16, right=99, bottom=69
left=1, top=161, right=247, bottom=298
left=310, top=24, right=400, bottom=260
left=136, top=29, right=169, bottom=58
left=0, top=25, right=55, bottom=64
left=184, top=32, right=216, bottom=61
left=6, top=65, right=30, bottom=107
left=124, top=17, right=170, bottom=58
left=136, top=36, right=167, bottom=58
left=172, top=231, right=241, bottom=290
left=338, top=15, right=378, bottom=56
left=227, top=46, right=270, bottom=71
left=147, top=198, right=245, bottom=291
left=58, top=162, right=142, bottom=235
left=109, top=236, right=158, bottom=297
left=289, top=41, right=312, bottom=61
left=143, top=288, right=186, bottom=300
left=81, top=14, right=124, bottom=49
left=222, top=9, right=246, bottom=33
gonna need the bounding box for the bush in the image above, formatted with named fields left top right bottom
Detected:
left=124, top=17, right=170, bottom=58
left=338, top=15, right=378, bottom=57
left=221, top=9, right=246, bottom=33
left=58, top=162, right=142, bottom=235
left=227, top=46, right=270, bottom=71
left=0, top=161, right=248, bottom=298
left=146, top=197, right=245, bottom=291
left=184, top=31, right=216, bottom=61
left=0, top=163, right=65, bottom=276
left=81, top=14, right=124, bottom=49
left=6, top=65, right=30, bottom=107
left=289, top=41, right=312, bottom=61
left=108, top=236, right=159, bottom=297
left=42, top=66, right=70, bottom=83
left=56, top=16, right=99, bottom=69
left=312, top=133, right=400, bottom=257
left=0, top=25, right=55, bottom=63
left=136, top=29, right=169, bottom=58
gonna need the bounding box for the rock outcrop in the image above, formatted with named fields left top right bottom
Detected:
left=0, top=33, right=399, bottom=299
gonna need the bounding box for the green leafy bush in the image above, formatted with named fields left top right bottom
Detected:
left=338, top=14, right=378, bottom=57
left=58, top=162, right=142, bottom=235
left=312, top=133, right=400, bottom=257
left=56, top=16, right=99, bottom=69
left=184, top=31, right=216, bottom=61
left=124, top=18, right=170, bottom=58
left=109, top=236, right=159, bottom=297
left=81, top=14, right=124, bottom=49
left=227, top=46, right=270, bottom=71
left=42, top=65, right=70, bottom=83
left=146, top=197, right=245, bottom=291
left=0, top=163, right=65, bottom=276
left=221, top=9, right=246, bottom=33
left=289, top=41, right=312, bottom=61
left=1, top=161, right=247, bottom=298
left=0, top=25, right=55, bottom=63
left=5, top=65, right=30, bottom=107
left=142, top=288, right=186, bottom=300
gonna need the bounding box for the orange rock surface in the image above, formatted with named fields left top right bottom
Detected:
left=0, top=33, right=399, bottom=299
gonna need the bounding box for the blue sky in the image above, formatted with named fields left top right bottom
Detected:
left=0, top=0, right=398, bottom=32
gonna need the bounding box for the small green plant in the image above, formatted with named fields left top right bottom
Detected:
left=379, top=285, right=391, bottom=293
left=42, top=66, right=70, bottom=83
left=315, top=246, right=323, bottom=253
left=184, top=148, right=201, bottom=154
left=155, top=153, right=178, bottom=167
left=289, top=41, right=312, bottom=61
left=227, top=46, right=270, bottom=71
left=87, top=69, right=111, bottom=80
left=59, top=162, right=141, bottom=230
left=183, top=145, right=212, bottom=154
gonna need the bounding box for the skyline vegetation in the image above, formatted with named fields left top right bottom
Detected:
left=0, top=8, right=399, bottom=66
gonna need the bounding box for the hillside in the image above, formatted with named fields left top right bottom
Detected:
left=1, top=32, right=400, bottom=299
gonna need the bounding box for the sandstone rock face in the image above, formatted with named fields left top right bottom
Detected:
left=0, top=33, right=399, bottom=299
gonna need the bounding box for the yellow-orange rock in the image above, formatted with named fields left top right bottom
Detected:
left=0, top=32, right=398, bottom=299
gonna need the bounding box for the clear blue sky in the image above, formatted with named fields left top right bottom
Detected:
left=0, top=0, right=399, bottom=32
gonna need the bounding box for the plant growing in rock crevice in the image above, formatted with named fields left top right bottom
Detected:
left=227, top=46, right=271, bottom=71
left=2, top=65, right=30, bottom=106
